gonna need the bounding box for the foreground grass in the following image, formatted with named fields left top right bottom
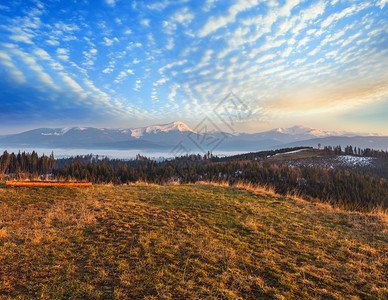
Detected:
left=0, top=183, right=387, bottom=299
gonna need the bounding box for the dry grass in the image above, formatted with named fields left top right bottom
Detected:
left=0, top=183, right=387, bottom=299
left=200, top=180, right=388, bottom=223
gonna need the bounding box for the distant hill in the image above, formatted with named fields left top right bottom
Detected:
left=280, top=136, right=388, bottom=151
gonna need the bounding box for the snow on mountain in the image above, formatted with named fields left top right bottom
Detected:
left=130, top=128, right=143, bottom=138
left=61, top=127, right=72, bottom=134
left=144, top=121, right=194, bottom=134
left=41, top=132, right=61, bottom=136
left=272, top=125, right=331, bottom=137
left=272, top=125, right=378, bottom=138
left=130, top=121, right=195, bottom=138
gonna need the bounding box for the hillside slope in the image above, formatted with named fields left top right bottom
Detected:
left=0, top=184, right=387, bottom=299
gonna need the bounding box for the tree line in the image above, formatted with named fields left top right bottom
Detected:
left=1, top=147, right=387, bottom=212
left=0, top=150, right=55, bottom=176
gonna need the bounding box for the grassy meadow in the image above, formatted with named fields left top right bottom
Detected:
left=0, top=183, right=387, bottom=299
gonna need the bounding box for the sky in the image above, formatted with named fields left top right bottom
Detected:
left=0, top=0, right=388, bottom=135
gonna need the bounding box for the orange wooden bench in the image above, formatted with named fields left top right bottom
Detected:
left=6, top=181, right=92, bottom=187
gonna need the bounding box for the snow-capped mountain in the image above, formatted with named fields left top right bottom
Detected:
left=272, top=125, right=333, bottom=137
left=269, top=125, right=376, bottom=138
left=130, top=121, right=195, bottom=138
left=0, top=122, right=387, bottom=151
left=0, top=122, right=199, bottom=149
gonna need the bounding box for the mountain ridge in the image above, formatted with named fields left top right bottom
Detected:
left=0, top=121, right=387, bottom=151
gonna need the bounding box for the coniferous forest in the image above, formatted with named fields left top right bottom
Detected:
left=1, top=147, right=388, bottom=212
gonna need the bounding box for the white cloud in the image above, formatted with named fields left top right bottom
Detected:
left=308, top=47, right=321, bottom=56
left=141, top=19, right=150, bottom=27
left=377, top=0, right=388, bottom=9
left=0, top=4, right=11, bottom=11
left=325, top=50, right=338, bottom=58
left=203, top=0, right=219, bottom=12
left=248, top=38, right=286, bottom=59
left=182, top=49, right=213, bottom=73
left=32, top=48, right=64, bottom=71
left=56, top=48, right=69, bottom=61
left=147, top=33, right=155, bottom=45
left=147, top=1, right=169, bottom=11
left=33, top=48, right=51, bottom=60
left=163, top=7, right=195, bottom=34
left=168, top=83, right=180, bottom=101
left=256, top=54, right=276, bottom=64
left=153, top=77, right=169, bottom=86
left=321, top=3, right=370, bottom=28
left=114, top=71, right=128, bottom=84
left=166, top=37, right=174, bottom=50
left=9, top=28, right=34, bottom=44
left=56, top=48, right=68, bottom=55
left=0, top=51, right=26, bottom=83
left=297, top=36, right=310, bottom=48
left=306, top=28, right=316, bottom=35
left=126, top=42, right=142, bottom=51
left=54, top=22, right=79, bottom=32
left=46, top=39, right=59, bottom=46
left=281, top=46, right=293, bottom=57
left=82, top=48, right=98, bottom=66
left=106, top=0, right=116, bottom=7
left=162, top=21, right=177, bottom=34
left=267, top=0, right=278, bottom=7
left=276, top=1, right=326, bottom=37
left=279, top=0, right=303, bottom=17
left=102, top=67, right=113, bottom=74
left=199, top=49, right=213, bottom=67
left=103, top=37, right=119, bottom=46
left=171, top=7, right=194, bottom=26
left=198, top=0, right=259, bottom=37
left=159, top=60, right=188, bottom=74
left=294, top=58, right=307, bottom=65
left=298, top=0, right=326, bottom=23
left=342, top=31, right=362, bottom=47
left=11, top=48, right=59, bottom=90
left=59, top=72, right=85, bottom=96
left=134, top=79, right=142, bottom=91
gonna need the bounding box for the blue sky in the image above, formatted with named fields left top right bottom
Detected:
left=0, top=0, right=387, bottom=134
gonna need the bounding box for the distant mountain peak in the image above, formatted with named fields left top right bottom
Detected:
left=144, top=121, right=194, bottom=133
left=130, top=121, right=194, bottom=138
left=271, top=125, right=330, bottom=137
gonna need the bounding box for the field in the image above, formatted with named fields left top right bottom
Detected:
left=267, top=148, right=323, bottom=161
left=0, top=183, right=387, bottom=299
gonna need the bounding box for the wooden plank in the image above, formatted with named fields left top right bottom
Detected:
left=5, top=181, right=92, bottom=187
